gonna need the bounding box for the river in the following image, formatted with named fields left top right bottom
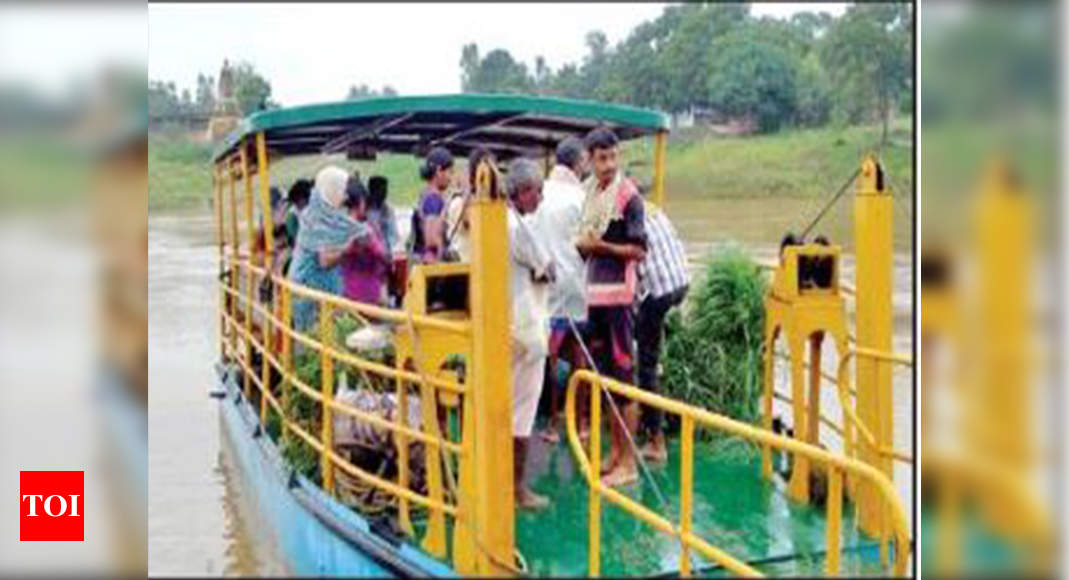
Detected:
left=147, top=197, right=914, bottom=574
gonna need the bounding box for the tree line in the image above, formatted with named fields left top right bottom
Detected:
left=149, top=60, right=277, bottom=121
left=459, top=3, right=911, bottom=139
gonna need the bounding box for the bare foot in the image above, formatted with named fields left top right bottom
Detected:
left=640, top=437, right=668, bottom=464
left=538, top=426, right=560, bottom=444
left=600, top=464, right=638, bottom=487
left=516, top=486, right=550, bottom=510
left=600, top=450, right=621, bottom=475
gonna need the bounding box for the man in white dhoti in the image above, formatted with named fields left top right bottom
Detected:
left=506, top=158, right=555, bottom=510
left=532, top=137, right=590, bottom=443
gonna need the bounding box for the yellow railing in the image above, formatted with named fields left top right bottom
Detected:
left=218, top=252, right=472, bottom=557
left=834, top=347, right=914, bottom=465
left=756, top=261, right=913, bottom=466
left=564, top=369, right=912, bottom=577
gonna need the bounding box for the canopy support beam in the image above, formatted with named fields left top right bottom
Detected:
left=320, top=113, right=414, bottom=155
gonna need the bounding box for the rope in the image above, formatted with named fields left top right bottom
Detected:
left=798, top=168, right=860, bottom=241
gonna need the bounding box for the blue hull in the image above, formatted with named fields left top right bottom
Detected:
left=216, top=364, right=456, bottom=577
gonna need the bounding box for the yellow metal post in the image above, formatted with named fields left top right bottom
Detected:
left=653, top=131, right=667, bottom=208
left=761, top=327, right=776, bottom=480
left=254, top=136, right=275, bottom=426
left=974, top=159, right=1034, bottom=532
left=320, top=302, right=335, bottom=495
left=680, top=415, right=694, bottom=577
left=853, top=155, right=893, bottom=536
left=588, top=377, right=602, bottom=577
left=826, top=468, right=842, bottom=574
left=256, top=133, right=275, bottom=270
left=453, top=387, right=477, bottom=573
left=468, top=159, right=515, bottom=574
left=787, top=335, right=809, bottom=500
left=230, top=160, right=252, bottom=400
left=806, top=332, right=823, bottom=446
left=280, top=284, right=292, bottom=443
left=214, top=167, right=228, bottom=361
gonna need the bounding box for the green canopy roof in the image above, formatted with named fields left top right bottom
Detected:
left=213, top=93, right=669, bottom=163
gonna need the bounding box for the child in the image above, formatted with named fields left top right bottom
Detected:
left=339, top=176, right=390, bottom=306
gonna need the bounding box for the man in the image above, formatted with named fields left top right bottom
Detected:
left=533, top=137, right=589, bottom=443
left=576, top=128, right=646, bottom=487
left=635, top=190, right=690, bottom=463
left=506, top=157, right=556, bottom=509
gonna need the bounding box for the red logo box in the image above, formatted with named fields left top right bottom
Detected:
left=19, top=471, right=84, bottom=541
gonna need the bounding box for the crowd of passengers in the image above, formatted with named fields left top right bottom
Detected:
left=256, top=128, right=690, bottom=510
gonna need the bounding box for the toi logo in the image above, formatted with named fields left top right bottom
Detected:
left=19, top=471, right=83, bottom=541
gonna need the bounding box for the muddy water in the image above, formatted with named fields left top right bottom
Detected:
left=148, top=195, right=913, bottom=574
left=148, top=210, right=285, bottom=575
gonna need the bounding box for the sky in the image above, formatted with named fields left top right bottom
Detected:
left=148, top=2, right=847, bottom=106
left=0, top=4, right=146, bottom=99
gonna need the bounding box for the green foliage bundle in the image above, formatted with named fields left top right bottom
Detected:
left=661, top=246, right=767, bottom=434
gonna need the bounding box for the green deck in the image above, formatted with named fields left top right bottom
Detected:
left=515, top=433, right=884, bottom=576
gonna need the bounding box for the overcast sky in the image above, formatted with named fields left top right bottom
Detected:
left=148, top=2, right=846, bottom=106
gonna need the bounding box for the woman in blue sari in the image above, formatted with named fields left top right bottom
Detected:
left=289, top=166, right=371, bottom=332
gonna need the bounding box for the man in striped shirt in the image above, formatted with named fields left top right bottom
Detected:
left=635, top=195, right=690, bottom=463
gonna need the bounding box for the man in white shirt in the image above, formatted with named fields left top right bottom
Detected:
left=506, top=158, right=556, bottom=510
left=532, top=137, right=590, bottom=443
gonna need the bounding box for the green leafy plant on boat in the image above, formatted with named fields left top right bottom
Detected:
left=661, top=244, right=767, bottom=439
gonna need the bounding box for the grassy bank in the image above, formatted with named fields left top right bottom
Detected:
left=148, top=131, right=422, bottom=213
left=149, top=118, right=913, bottom=212
left=624, top=117, right=913, bottom=200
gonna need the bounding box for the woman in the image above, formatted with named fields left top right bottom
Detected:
left=289, top=166, right=371, bottom=332
left=339, top=176, right=390, bottom=306
left=408, top=147, right=454, bottom=265
left=444, top=147, right=494, bottom=262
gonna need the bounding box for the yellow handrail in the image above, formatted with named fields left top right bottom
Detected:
left=564, top=369, right=911, bottom=577
left=834, top=347, right=913, bottom=465
left=770, top=346, right=913, bottom=465
left=218, top=257, right=468, bottom=527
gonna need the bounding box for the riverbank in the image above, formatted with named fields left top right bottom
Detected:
left=148, top=119, right=913, bottom=215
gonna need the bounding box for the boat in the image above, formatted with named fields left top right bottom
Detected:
left=209, top=93, right=912, bottom=576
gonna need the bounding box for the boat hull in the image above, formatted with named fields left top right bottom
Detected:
left=215, top=364, right=455, bottom=577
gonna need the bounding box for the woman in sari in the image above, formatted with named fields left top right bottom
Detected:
left=289, top=166, right=371, bottom=332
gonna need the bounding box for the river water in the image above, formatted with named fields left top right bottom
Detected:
left=147, top=197, right=914, bottom=575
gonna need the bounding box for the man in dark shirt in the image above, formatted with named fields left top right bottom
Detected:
left=576, top=128, right=647, bottom=487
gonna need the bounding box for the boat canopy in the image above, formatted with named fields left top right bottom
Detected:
left=212, top=93, right=670, bottom=163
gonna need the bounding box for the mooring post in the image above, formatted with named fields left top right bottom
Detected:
left=853, top=155, right=893, bottom=537
left=467, top=160, right=515, bottom=575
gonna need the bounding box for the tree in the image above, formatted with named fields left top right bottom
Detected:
left=533, top=55, right=551, bottom=94
left=706, top=35, right=797, bottom=133
left=659, top=3, right=749, bottom=113
left=794, top=54, right=831, bottom=127
left=819, top=4, right=911, bottom=143
left=230, top=61, right=278, bottom=114
left=195, top=73, right=216, bottom=114
left=458, top=45, right=533, bottom=93
left=148, top=80, right=181, bottom=117
left=460, top=43, right=480, bottom=92
left=346, top=84, right=398, bottom=100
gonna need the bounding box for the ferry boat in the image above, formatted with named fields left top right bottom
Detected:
left=209, top=94, right=912, bottom=576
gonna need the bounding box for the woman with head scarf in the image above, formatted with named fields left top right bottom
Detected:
left=288, top=166, right=371, bottom=331
left=339, top=175, right=390, bottom=306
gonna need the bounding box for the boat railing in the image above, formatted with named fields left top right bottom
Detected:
left=218, top=250, right=472, bottom=562
left=755, top=261, right=913, bottom=467
left=563, top=368, right=912, bottom=577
